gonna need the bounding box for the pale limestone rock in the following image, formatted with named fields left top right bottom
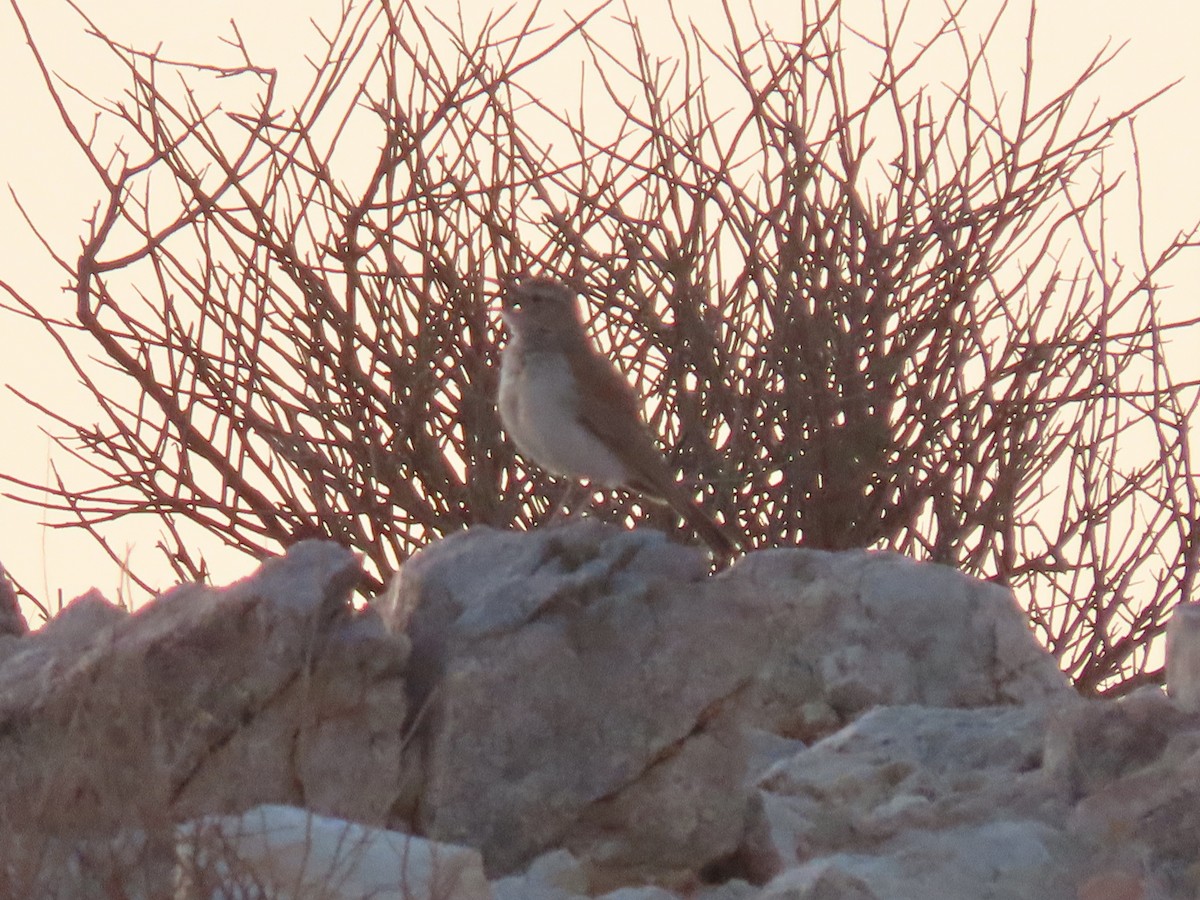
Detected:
left=0, top=540, right=410, bottom=836
left=27, top=586, right=126, bottom=645
left=595, top=888, right=680, bottom=900
left=759, top=862, right=879, bottom=899
left=1166, top=602, right=1200, bottom=712
left=1, top=525, right=1111, bottom=896
left=383, top=521, right=1068, bottom=880
left=388, top=521, right=760, bottom=876
left=567, top=724, right=750, bottom=880
left=0, top=561, right=28, bottom=637
left=0, top=588, right=128, bottom=696
left=2, top=828, right=175, bottom=900
left=743, top=704, right=1071, bottom=883
left=694, top=880, right=760, bottom=899
left=177, top=804, right=489, bottom=900
left=1077, top=870, right=1169, bottom=900
left=759, top=819, right=1068, bottom=900
left=1063, top=703, right=1200, bottom=896
left=734, top=547, right=1069, bottom=736
left=490, top=847, right=759, bottom=900
left=1043, top=687, right=1192, bottom=800
left=492, top=849, right=590, bottom=900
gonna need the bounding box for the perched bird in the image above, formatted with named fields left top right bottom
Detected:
left=497, top=276, right=736, bottom=558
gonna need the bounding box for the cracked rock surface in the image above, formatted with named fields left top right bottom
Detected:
left=0, top=540, right=411, bottom=833
left=5, top=524, right=1125, bottom=898
left=379, top=520, right=1067, bottom=879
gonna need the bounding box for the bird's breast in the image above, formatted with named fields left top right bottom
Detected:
left=498, top=342, right=630, bottom=486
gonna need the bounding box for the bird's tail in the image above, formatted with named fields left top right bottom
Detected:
left=663, top=484, right=739, bottom=562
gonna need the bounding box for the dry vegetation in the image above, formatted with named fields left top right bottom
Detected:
left=1, top=0, right=1198, bottom=693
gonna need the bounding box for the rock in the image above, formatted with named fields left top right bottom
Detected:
left=1, top=827, right=176, bottom=899
left=567, top=722, right=750, bottom=883
left=387, top=521, right=760, bottom=878
left=1044, top=688, right=1195, bottom=800
left=758, top=818, right=1070, bottom=899
left=0, top=525, right=1106, bottom=895
left=5, top=804, right=489, bottom=900
left=596, top=888, right=682, bottom=900
left=1076, top=870, right=1163, bottom=900
left=1061, top=693, right=1200, bottom=897
left=0, top=588, right=128, bottom=688
left=492, top=849, right=590, bottom=900
left=34, top=586, right=127, bottom=641
left=0, top=562, right=28, bottom=637
left=734, top=548, right=1070, bottom=737
left=1167, top=602, right=1200, bottom=712
left=490, top=847, right=760, bottom=900
left=742, top=704, right=1076, bottom=887
left=385, top=523, right=1068, bottom=878
left=176, top=804, right=489, bottom=899
left=0, top=540, right=410, bottom=838
left=759, top=862, right=880, bottom=900
left=694, top=880, right=760, bottom=899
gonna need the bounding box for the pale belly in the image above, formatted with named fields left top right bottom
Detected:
left=498, top=347, right=630, bottom=486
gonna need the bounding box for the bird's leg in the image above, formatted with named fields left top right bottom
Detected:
left=546, top=481, right=586, bottom=525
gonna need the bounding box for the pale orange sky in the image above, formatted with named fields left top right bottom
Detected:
left=1, top=0, right=1198, bottom=615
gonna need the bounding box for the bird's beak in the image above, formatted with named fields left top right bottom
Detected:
left=500, top=277, right=528, bottom=314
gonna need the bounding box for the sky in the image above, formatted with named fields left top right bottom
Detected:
left=1, top=0, right=1198, bottom=619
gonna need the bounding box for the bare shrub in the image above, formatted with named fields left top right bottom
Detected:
left=2, top=0, right=1197, bottom=692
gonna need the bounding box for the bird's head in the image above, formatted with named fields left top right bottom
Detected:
left=500, top=276, right=586, bottom=344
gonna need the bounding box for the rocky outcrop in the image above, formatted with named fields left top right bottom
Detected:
left=2, top=522, right=1197, bottom=898
left=380, top=521, right=1068, bottom=881
left=0, top=541, right=410, bottom=835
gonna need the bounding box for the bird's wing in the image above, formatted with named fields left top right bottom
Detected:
left=566, top=346, right=678, bottom=499
left=568, top=342, right=738, bottom=558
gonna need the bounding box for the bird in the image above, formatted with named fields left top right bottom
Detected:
left=497, top=275, right=737, bottom=559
